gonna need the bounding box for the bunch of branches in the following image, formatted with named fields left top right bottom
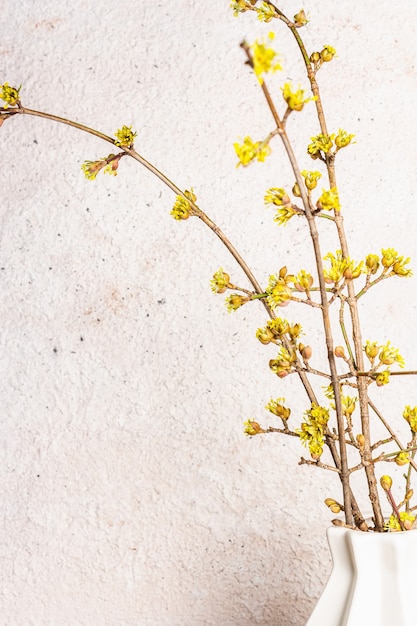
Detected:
left=2, top=0, right=417, bottom=531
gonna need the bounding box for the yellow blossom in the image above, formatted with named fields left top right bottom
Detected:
left=256, top=317, right=291, bottom=345
left=265, top=275, right=293, bottom=308
left=288, top=322, right=302, bottom=339
left=323, top=250, right=363, bottom=283
left=114, top=125, right=137, bottom=148
left=292, top=269, right=313, bottom=294
left=170, top=189, right=197, bottom=221
left=320, top=45, right=336, bottom=62
left=0, top=82, right=21, bottom=107
left=395, top=451, right=410, bottom=466
left=264, top=188, right=298, bottom=224
left=322, top=251, right=345, bottom=283
left=256, top=1, right=277, bottom=22
left=366, top=253, right=380, bottom=275
left=243, top=419, right=265, bottom=436
left=230, top=0, right=256, bottom=16
left=385, top=511, right=416, bottom=532
left=403, top=406, right=417, bottom=433
left=251, top=32, right=282, bottom=84
left=323, top=385, right=335, bottom=400
left=265, top=398, right=291, bottom=420
left=341, top=395, right=357, bottom=417
left=316, top=187, right=341, bottom=212
left=225, top=293, right=250, bottom=312
left=269, top=346, right=297, bottom=377
left=282, top=82, right=316, bottom=112
left=297, top=403, right=330, bottom=460
left=378, top=341, right=405, bottom=368
left=375, top=369, right=390, bottom=386
left=335, top=129, right=355, bottom=149
left=301, top=170, right=322, bottom=191
left=364, top=340, right=379, bottom=363
left=264, top=187, right=291, bottom=207
left=274, top=205, right=298, bottom=226
left=381, top=249, right=412, bottom=277
left=210, top=268, right=231, bottom=294
left=307, top=133, right=334, bottom=159
left=81, top=154, right=122, bottom=180
left=234, top=136, right=271, bottom=167
left=256, top=326, right=276, bottom=345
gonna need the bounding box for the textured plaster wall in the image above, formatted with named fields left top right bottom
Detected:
left=1, top=1, right=417, bottom=625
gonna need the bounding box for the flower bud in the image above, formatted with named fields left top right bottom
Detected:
left=365, top=342, right=379, bottom=360
left=310, top=51, right=320, bottom=64
left=324, top=498, right=343, bottom=514
left=380, top=475, right=392, bottom=491
left=334, top=346, right=346, bottom=358
left=405, top=489, right=414, bottom=501
left=301, top=345, right=312, bottom=360
left=288, top=323, right=302, bottom=339
left=292, top=182, right=301, bottom=197
left=366, top=254, right=380, bottom=275
left=294, top=9, right=308, bottom=27
left=243, top=419, right=264, bottom=436
left=356, top=433, right=365, bottom=448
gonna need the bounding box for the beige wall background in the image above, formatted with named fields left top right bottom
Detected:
left=2, top=1, right=417, bottom=624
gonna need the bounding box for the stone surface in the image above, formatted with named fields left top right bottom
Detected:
left=1, top=1, right=417, bottom=624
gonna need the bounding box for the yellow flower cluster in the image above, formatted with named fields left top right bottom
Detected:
left=170, top=188, right=197, bottom=221
left=269, top=346, right=297, bottom=378
left=301, top=170, right=322, bottom=191
left=81, top=154, right=121, bottom=180
left=251, top=32, right=282, bottom=84
left=320, top=45, right=336, bottom=62
left=265, top=397, right=291, bottom=421
left=243, top=419, right=265, bottom=436
left=0, top=82, right=21, bottom=107
left=335, top=129, right=355, bottom=149
left=316, top=187, right=340, bottom=212
left=225, top=293, right=250, bottom=312
left=381, top=248, right=412, bottom=277
left=366, top=253, right=380, bottom=274
left=234, top=136, right=271, bottom=167
left=341, top=395, right=357, bottom=418
left=375, top=369, right=390, bottom=386
left=307, top=129, right=354, bottom=159
left=114, top=125, right=137, bottom=148
left=282, top=83, right=316, bottom=112
left=265, top=272, right=293, bottom=308
left=256, top=1, right=277, bottom=22
left=385, top=512, right=416, bottom=532
left=256, top=317, right=302, bottom=345
left=292, top=269, right=313, bottom=295
left=364, top=340, right=405, bottom=369
left=264, top=188, right=298, bottom=225
left=323, top=250, right=364, bottom=284
left=307, top=133, right=334, bottom=158
left=210, top=268, right=231, bottom=294
left=403, top=406, right=417, bottom=433
left=230, top=0, right=257, bottom=17
left=297, top=404, right=330, bottom=460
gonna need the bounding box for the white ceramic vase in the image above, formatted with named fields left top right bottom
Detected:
left=306, top=524, right=417, bottom=626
